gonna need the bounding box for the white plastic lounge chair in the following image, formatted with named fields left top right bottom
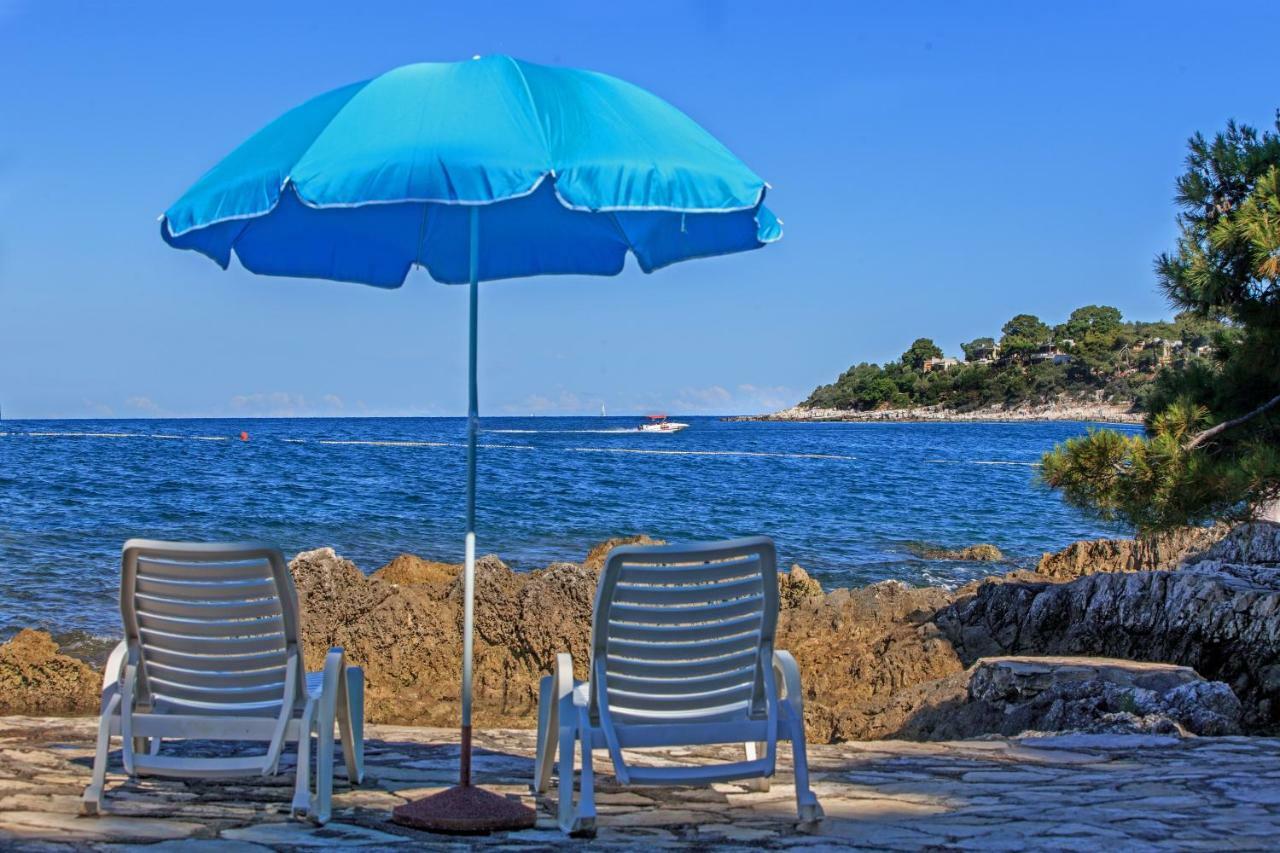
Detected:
left=533, top=536, right=823, bottom=834
left=81, top=540, right=364, bottom=824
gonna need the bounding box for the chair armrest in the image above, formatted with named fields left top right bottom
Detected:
left=555, top=653, right=591, bottom=708
left=99, top=641, right=131, bottom=714
left=321, top=648, right=347, bottom=698
left=102, top=640, right=128, bottom=692
left=772, top=650, right=804, bottom=708
left=554, top=652, right=574, bottom=692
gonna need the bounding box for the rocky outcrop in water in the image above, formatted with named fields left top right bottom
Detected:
left=909, top=543, right=1005, bottom=562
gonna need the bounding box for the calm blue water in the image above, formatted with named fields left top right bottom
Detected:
left=0, top=416, right=1134, bottom=637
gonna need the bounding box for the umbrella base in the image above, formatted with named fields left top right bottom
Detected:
left=391, top=785, right=537, bottom=835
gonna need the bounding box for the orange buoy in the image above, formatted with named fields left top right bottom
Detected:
left=239, top=431, right=249, bottom=442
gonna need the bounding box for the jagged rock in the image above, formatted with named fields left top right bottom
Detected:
left=935, top=549, right=1280, bottom=731
left=1194, top=521, right=1280, bottom=565
left=290, top=547, right=602, bottom=728
left=1034, top=524, right=1228, bottom=580
left=515, top=562, right=599, bottom=682
left=0, top=630, right=99, bottom=715
left=371, top=553, right=460, bottom=591
left=895, top=657, right=1242, bottom=739
left=868, top=671, right=971, bottom=741
left=963, top=657, right=1241, bottom=737
left=1163, top=680, right=1248, bottom=736
left=290, top=548, right=463, bottom=726
left=298, top=545, right=966, bottom=741
left=779, top=564, right=823, bottom=609
left=777, top=580, right=963, bottom=741
left=582, top=535, right=665, bottom=570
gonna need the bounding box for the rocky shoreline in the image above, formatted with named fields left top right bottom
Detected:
left=730, top=401, right=1144, bottom=424
left=3, top=524, right=1276, bottom=743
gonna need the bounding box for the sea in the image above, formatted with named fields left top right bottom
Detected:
left=0, top=416, right=1138, bottom=640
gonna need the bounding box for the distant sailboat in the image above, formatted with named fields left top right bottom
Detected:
left=601, top=402, right=606, bottom=417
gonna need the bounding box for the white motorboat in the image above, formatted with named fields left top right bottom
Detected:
left=638, top=414, right=689, bottom=433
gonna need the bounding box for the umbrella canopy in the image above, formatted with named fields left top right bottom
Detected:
left=163, top=55, right=780, bottom=285
left=161, top=54, right=781, bottom=832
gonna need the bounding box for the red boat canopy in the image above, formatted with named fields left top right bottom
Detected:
left=646, top=413, right=667, bottom=420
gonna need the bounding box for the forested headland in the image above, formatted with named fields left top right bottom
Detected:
left=802, top=307, right=1225, bottom=415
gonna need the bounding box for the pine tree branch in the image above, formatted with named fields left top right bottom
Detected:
left=1185, top=391, right=1280, bottom=450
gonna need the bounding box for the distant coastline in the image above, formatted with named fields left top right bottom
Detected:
left=728, top=401, right=1144, bottom=424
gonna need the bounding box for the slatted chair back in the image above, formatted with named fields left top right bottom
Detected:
left=120, top=540, right=303, bottom=716
left=592, top=537, right=778, bottom=734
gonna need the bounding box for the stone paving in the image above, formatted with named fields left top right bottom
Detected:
left=1, top=716, right=1279, bottom=850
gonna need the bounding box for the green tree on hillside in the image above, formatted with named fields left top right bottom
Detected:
left=1042, top=116, right=1280, bottom=530
left=901, top=337, right=943, bottom=371
left=961, top=337, right=996, bottom=362
left=1058, top=305, right=1125, bottom=377
left=999, top=314, right=1051, bottom=361
left=1060, top=305, right=1123, bottom=345
left=1171, top=312, right=1221, bottom=349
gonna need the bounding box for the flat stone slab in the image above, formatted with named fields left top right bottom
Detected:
left=974, top=655, right=1206, bottom=693
left=2, top=716, right=1279, bottom=849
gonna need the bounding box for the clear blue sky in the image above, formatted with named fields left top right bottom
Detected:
left=2, top=1, right=1277, bottom=419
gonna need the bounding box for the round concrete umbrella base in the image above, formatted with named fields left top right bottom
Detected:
left=391, top=785, right=537, bottom=834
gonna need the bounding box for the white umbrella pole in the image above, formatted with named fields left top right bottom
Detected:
left=461, top=205, right=479, bottom=787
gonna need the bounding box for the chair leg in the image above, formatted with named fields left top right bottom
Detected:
left=534, top=674, right=558, bottom=794
left=774, top=650, right=822, bottom=823
left=304, top=648, right=346, bottom=824
left=744, top=741, right=770, bottom=792
left=785, top=707, right=822, bottom=823
left=292, top=702, right=315, bottom=819
left=555, top=713, right=578, bottom=834
left=81, top=694, right=120, bottom=816
left=554, top=688, right=603, bottom=836
left=312, top=709, right=336, bottom=825
left=338, top=666, right=364, bottom=785
left=572, top=703, right=596, bottom=837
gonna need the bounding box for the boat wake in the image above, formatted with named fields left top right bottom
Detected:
left=485, top=428, right=640, bottom=434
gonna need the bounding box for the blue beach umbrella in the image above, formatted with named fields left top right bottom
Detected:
left=162, top=55, right=781, bottom=830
